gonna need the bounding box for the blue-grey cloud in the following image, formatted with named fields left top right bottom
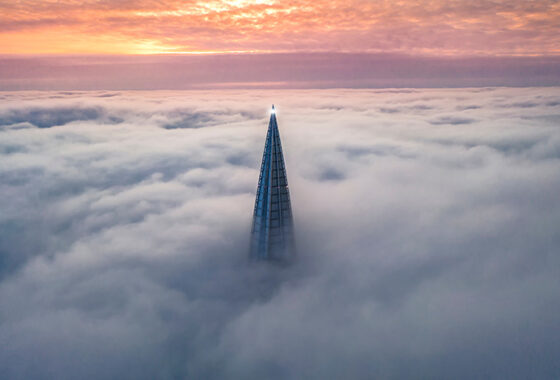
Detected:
left=0, top=88, right=559, bottom=379
left=429, top=116, right=477, bottom=125
left=0, top=106, right=121, bottom=128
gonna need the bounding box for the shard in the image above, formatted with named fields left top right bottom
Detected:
left=250, top=105, right=295, bottom=262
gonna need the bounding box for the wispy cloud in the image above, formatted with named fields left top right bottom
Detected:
left=1, top=0, right=559, bottom=54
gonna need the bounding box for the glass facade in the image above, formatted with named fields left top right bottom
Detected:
left=250, top=106, right=295, bottom=262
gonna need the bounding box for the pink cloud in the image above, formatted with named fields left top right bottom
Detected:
left=0, top=0, right=559, bottom=55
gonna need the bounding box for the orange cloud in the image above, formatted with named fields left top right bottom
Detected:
left=0, top=0, right=559, bottom=55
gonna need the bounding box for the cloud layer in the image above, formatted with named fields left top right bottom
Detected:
left=1, top=88, right=560, bottom=379
left=2, top=54, right=560, bottom=90
left=1, top=0, right=560, bottom=54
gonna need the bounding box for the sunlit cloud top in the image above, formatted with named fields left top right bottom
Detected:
left=1, top=0, right=559, bottom=55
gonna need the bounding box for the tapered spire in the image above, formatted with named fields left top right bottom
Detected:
left=250, top=105, right=295, bottom=262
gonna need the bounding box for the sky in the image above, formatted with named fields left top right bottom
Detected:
left=1, top=0, right=559, bottom=55
left=1, top=0, right=560, bottom=89
left=1, top=88, right=560, bottom=378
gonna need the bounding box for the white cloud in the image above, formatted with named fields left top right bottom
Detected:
left=0, top=88, right=559, bottom=379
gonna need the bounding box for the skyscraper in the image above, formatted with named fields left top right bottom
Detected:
left=250, top=105, right=295, bottom=262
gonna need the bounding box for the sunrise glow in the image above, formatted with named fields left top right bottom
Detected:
left=1, top=0, right=559, bottom=55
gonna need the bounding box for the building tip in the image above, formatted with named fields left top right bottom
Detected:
left=270, top=104, right=276, bottom=114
